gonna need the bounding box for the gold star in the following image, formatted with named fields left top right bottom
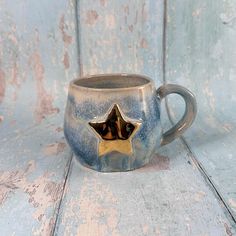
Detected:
left=89, top=104, right=141, bottom=156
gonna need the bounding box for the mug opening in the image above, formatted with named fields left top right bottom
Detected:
left=72, top=74, right=152, bottom=90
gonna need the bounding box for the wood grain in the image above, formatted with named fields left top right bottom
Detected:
left=165, top=0, right=236, bottom=220
left=78, top=0, right=163, bottom=82
left=0, top=0, right=77, bottom=235
left=55, top=136, right=235, bottom=235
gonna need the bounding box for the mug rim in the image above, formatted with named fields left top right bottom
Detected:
left=70, top=73, right=154, bottom=91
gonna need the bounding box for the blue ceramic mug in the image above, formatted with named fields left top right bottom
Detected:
left=64, top=74, right=197, bottom=172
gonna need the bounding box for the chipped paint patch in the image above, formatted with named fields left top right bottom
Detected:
left=229, top=198, right=236, bottom=209
left=56, top=127, right=63, bottom=132
left=0, top=161, right=64, bottom=234
left=63, top=51, right=70, bottom=69
left=0, top=69, right=6, bottom=103
left=141, top=3, right=148, bottom=22
left=25, top=174, right=63, bottom=220
left=140, top=38, right=148, bottom=48
left=30, top=51, right=59, bottom=123
left=0, top=161, right=35, bottom=205
left=222, top=123, right=233, bottom=132
left=192, top=8, right=202, bottom=17
left=142, top=225, right=149, bottom=234
left=0, top=115, right=3, bottom=123
left=76, top=178, right=119, bottom=235
left=33, top=216, right=55, bottom=236
left=86, top=10, right=99, bottom=25
left=10, top=62, right=20, bottom=87
left=43, top=142, right=66, bottom=156
left=62, top=177, right=119, bottom=235
left=105, top=14, right=116, bottom=29
left=59, top=15, right=73, bottom=46
left=203, top=81, right=215, bottom=112
left=100, top=0, right=108, bottom=7
left=194, top=191, right=206, bottom=202
left=220, top=13, right=236, bottom=25
left=224, top=223, right=233, bottom=236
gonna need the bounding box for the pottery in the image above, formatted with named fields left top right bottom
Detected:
left=64, top=74, right=197, bottom=172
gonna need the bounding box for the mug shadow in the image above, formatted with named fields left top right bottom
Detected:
left=137, top=154, right=170, bottom=172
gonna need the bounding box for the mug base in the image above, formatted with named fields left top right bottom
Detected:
left=73, top=153, right=150, bottom=172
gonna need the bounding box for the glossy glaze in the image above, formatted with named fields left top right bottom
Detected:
left=64, top=74, right=196, bottom=172
left=64, top=74, right=161, bottom=171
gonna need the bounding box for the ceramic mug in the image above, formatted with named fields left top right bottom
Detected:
left=64, top=74, right=197, bottom=172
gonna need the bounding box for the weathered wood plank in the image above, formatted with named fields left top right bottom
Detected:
left=55, top=137, right=235, bottom=235
left=165, top=0, right=236, bottom=219
left=78, top=0, right=163, bottom=82
left=0, top=0, right=78, bottom=139
left=0, top=120, right=70, bottom=235
left=0, top=0, right=78, bottom=235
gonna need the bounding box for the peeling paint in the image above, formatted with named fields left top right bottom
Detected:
left=105, top=14, right=116, bottom=29
left=7, top=33, right=18, bottom=45
left=59, top=15, right=73, bottom=46
left=43, top=142, right=66, bottom=156
left=10, top=62, right=20, bottom=87
left=63, top=51, right=70, bottom=69
left=56, top=127, right=63, bottom=132
left=203, top=81, right=215, bottom=112
left=86, top=10, right=99, bottom=26
left=220, top=13, right=236, bottom=25
left=194, top=191, right=206, bottom=202
left=229, top=198, right=236, bottom=209
left=0, top=161, right=35, bottom=206
left=0, top=69, right=6, bottom=103
left=128, top=25, right=133, bottom=32
left=29, top=51, right=59, bottom=123
left=25, top=174, right=63, bottom=220
left=224, top=223, right=233, bottom=236
left=141, top=3, right=148, bottom=22
left=62, top=177, right=119, bottom=235
left=140, top=38, right=148, bottom=48
left=33, top=216, right=55, bottom=236
left=123, top=5, right=129, bottom=14
left=100, top=0, right=108, bottom=7
left=0, top=161, right=64, bottom=234
left=192, top=8, right=202, bottom=17
left=76, top=178, right=119, bottom=236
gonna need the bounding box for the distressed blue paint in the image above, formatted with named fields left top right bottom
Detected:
left=166, top=0, right=236, bottom=220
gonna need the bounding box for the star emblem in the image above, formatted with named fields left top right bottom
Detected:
left=89, top=104, right=141, bottom=156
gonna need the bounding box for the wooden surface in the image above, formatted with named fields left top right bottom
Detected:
left=165, top=0, right=236, bottom=221
left=0, top=0, right=236, bottom=235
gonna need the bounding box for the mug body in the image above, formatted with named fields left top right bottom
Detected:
left=64, top=74, right=161, bottom=172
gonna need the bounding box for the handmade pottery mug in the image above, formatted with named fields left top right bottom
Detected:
left=64, top=74, right=197, bottom=172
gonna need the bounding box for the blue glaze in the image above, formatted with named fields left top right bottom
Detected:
left=64, top=74, right=165, bottom=172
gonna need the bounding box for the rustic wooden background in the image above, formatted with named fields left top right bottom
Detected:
left=0, top=0, right=236, bottom=235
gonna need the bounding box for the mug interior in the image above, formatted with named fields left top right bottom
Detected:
left=73, top=74, right=151, bottom=89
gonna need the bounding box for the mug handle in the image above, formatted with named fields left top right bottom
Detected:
left=156, top=84, right=197, bottom=146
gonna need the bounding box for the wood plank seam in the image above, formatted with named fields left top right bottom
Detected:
left=74, top=0, right=83, bottom=77
left=180, top=136, right=236, bottom=225
left=51, top=1, right=83, bottom=234
left=162, top=0, right=236, bottom=227
left=51, top=152, right=74, bottom=236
